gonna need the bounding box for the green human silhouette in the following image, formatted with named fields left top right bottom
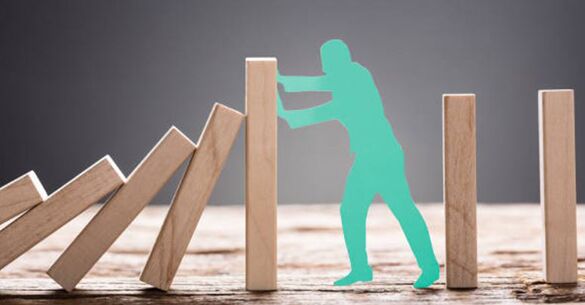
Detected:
left=277, top=39, right=440, bottom=288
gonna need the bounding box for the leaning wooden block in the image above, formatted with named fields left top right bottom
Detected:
left=47, top=127, right=196, bottom=291
left=443, top=94, right=478, bottom=289
left=0, top=156, right=125, bottom=270
left=140, top=103, right=244, bottom=291
left=245, top=58, right=278, bottom=291
left=0, top=171, right=47, bottom=225
left=538, top=89, right=577, bottom=284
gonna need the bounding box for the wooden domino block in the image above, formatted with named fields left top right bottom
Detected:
left=0, top=156, right=125, bottom=270
left=0, top=171, right=47, bottom=225
left=47, top=127, right=196, bottom=291
left=245, top=58, right=278, bottom=291
left=443, top=94, right=478, bottom=289
left=538, top=89, right=577, bottom=284
left=140, top=103, right=244, bottom=290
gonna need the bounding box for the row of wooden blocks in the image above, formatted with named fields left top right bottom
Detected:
left=0, top=58, right=277, bottom=292
left=0, top=58, right=578, bottom=292
left=444, top=90, right=578, bottom=288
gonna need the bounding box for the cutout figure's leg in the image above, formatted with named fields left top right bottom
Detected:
left=335, top=162, right=375, bottom=286
left=379, top=173, right=439, bottom=288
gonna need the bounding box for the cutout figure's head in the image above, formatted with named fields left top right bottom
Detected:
left=320, top=39, right=352, bottom=74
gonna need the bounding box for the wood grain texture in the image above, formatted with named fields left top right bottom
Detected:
left=47, top=127, right=196, bottom=291
left=0, top=156, right=125, bottom=270
left=538, top=89, right=578, bottom=284
left=140, top=104, right=244, bottom=290
left=443, top=94, right=478, bottom=289
left=0, top=171, right=47, bottom=225
left=245, top=58, right=278, bottom=291
left=0, top=204, right=583, bottom=304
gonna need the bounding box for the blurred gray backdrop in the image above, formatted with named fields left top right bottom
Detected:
left=1, top=0, right=583, bottom=205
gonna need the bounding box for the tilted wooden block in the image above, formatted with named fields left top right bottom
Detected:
left=140, top=103, right=244, bottom=291
left=0, top=156, right=125, bottom=270
left=0, top=171, right=47, bottom=225
left=245, top=58, right=278, bottom=291
left=538, top=89, right=577, bottom=284
left=443, top=94, right=478, bottom=289
left=47, top=127, right=196, bottom=291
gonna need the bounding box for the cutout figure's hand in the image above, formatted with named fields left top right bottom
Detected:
left=276, top=88, right=293, bottom=128
left=276, top=92, right=286, bottom=116
left=276, top=70, right=291, bottom=92
left=276, top=70, right=291, bottom=123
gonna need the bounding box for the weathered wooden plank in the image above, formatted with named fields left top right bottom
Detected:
left=538, top=89, right=578, bottom=284
left=442, top=94, right=478, bottom=289
left=0, top=204, right=583, bottom=304
left=140, top=104, right=244, bottom=290
left=245, top=58, right=278, bottom=291
left=0, top=171, right=47, bottom=225
left=0, top=156, right=125, bottom=270
left=47, top=127, right=196, bottom=291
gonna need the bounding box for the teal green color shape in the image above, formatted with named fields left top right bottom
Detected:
left=277, top=39, right=439, bottom=288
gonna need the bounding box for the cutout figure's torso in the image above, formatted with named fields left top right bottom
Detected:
left=327, top=63, right=402, bottom=158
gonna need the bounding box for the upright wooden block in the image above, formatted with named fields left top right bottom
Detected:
left=245, top=58, right=277, bottom=291
left=140, top=104, right=244, bottom=290
left=0, top=156, right=125, bottom=270
left=0, top=171, right=47, bottom=225
left=47, top=127, right=196, bottom=291
left=443, top=94, right=478, bottom=289
left=538, top=89, right=577, bottom=284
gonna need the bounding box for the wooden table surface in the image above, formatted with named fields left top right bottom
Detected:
left=0, top=203, right=583, bottom=304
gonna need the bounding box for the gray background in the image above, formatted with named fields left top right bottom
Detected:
left=1, top=0, right=583, bottom=205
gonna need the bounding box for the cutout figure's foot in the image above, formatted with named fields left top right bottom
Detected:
left=413, top=264, right=440, bottom=288
left=334, top=267, right=373, bottom=286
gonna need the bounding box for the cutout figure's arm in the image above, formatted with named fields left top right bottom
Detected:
left=278, top=94, right=336, bottom=129
left=278, top=74, right=330, bottom=92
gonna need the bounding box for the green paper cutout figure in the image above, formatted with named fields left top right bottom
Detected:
left=277, top=39, right=440, bottom=288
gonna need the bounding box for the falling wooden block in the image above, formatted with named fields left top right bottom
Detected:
left=0, top=171, right=47, bottom=225
left=443, top=93, right=478, bottom=289
left=0, top=156, right=125, bottom=270
left=140, top=103, right=244, bottom=291
left=538, top=89, right=577, bottom=284
left=245, top=58, right=277, bottom=291
left=47, top=127, right=196, bottom=291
